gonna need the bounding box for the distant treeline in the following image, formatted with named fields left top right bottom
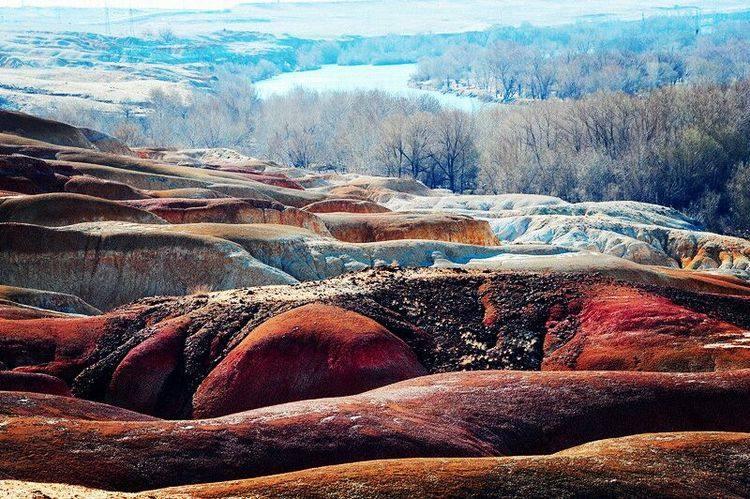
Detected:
left=92, top=10, right=750, bottom=91
left=220, top=10, right=750, bottom=94
left=11, top=10, right=749, bottom=95
left=410, top=11, right=750, bottom=101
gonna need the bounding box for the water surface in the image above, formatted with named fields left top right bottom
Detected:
left=254, top=64, right=489, bottom=111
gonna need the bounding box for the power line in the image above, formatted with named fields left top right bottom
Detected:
left=104, top=0, right=112, bottom=36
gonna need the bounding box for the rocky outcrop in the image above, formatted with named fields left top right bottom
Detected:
left=490, top=214, right=750, bottom=273
left=54, top=150, right=326, bottom=207
left=192, top=303, right=426, bottom=417
left=0, top=370, right=748, bottom=491
left=542, top=283, right=750, bottom=371
left=21, top=267, right=739, bottom=420
left=383, top=193, right=750, bottom=277
left=153, top=223, right=517, bottom=281
left=320, top=212, right=499, bottom=245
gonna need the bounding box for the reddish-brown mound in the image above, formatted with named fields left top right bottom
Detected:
left=319, top=212, right=499, bottom=245
left=0, top=154, right=64, bottom=194
left=64, top=175, right=149, bottom=200
left=0, top=304, right=147, bottom=382
left=157, top=432, right=750, bottom=498
left=214, top=169, right=304, bottom=190
left=0, top=371, right=70, bottom=396
left=147, top=188, right=227, bottom=199
left=64, top=268, right=750, bottom=418
left=107, top=316, right=193, bottom=417
left=542, top=284, right=750, bottom=371
left=78, top=128, right=133, bottom=156
left=0, top=392, right=157, bottom=421
left=0, top=370, right=748, bottom=491
left=0, top=193, right=165, bottom=226
left=325, top=184, right=372, bottom=200
left=123, top=197, right=329, bottom=234
left=303, top=198, right=392, bottom=214
left=0, top=110, right=93, bottom=149
left=0, top=177, right=37, bottom=195
left=192, top=303, right=426, bottom=418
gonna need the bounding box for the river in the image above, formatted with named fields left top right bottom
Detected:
left=254, top=63, right=490, bottom=111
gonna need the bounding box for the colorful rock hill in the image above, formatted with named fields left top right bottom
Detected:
left=1, top=110, right=749, bottom=497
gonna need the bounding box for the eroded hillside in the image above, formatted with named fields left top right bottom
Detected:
left=1, top=110, right=750, bottom=497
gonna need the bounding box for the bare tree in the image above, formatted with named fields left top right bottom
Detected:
left=432, top=110, right=478, bottom=192
left=528, top=55, right=557, bottom=100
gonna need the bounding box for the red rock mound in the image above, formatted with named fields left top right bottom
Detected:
left=320, top=212, right=499, bottom=245
left=325, top=184, right=371, bottom=200
left=0, top=304, right=148, bottom=382
left=65, top=268, right=750, bottom=416
left=0, top=110, right=93, bottom=149
left=107, top=316, right=193, bottom=417
left=78, top=128, right=133, bottom=156
left=123, top=197, right=329, bottom=234
left=0, top=192, right=165, bottom=226
left=0, top=371, right=71, bottom=396
left=0, top=392, right=157, bottom=421
left=0, top=154, right=64, bottom=194
left=0, top=370, right=748, bottom=491
left=303, top=198, right=392, bottom=214
left=192, top=303, right=426, bottom=418
left=158, top=432, right=750, bottom=498
left=64, top=175, right=149, bottom=200
left=221, top=170, right=304, bottom=190
left=542, top=284, right=750, bottom=371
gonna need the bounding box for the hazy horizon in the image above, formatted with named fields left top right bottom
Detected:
left=0, top=0, right=349, bottom=8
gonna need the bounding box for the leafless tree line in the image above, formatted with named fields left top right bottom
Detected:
left=413, top=20, right=750, bottom=103
left=475, top=81, right=750, bottom=234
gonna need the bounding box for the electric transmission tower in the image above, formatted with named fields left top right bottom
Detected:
left=104, top=0, right=112, bottom=36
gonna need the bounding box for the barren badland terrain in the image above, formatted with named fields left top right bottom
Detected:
left=2, top=1, right=750, bottom=496
left=0, top=108, right=749, bottom=496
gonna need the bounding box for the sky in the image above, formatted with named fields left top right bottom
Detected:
left=0, top=0, right=281, bottom=7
